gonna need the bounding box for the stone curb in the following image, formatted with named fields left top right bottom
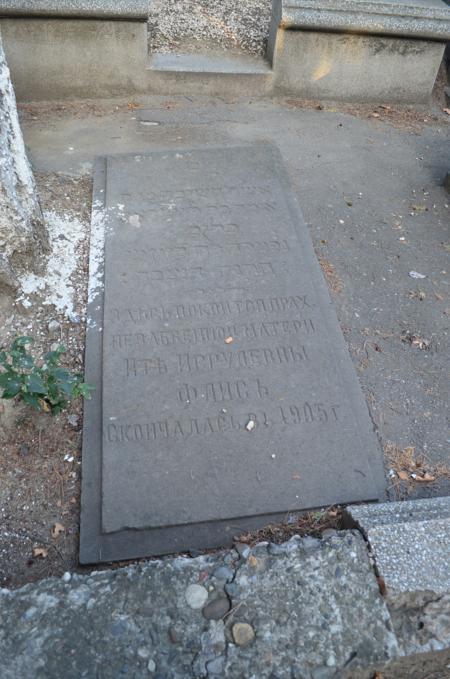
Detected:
left=0, top=0, right=149, bottom=20
left=1, top=500, right=450, bottom=678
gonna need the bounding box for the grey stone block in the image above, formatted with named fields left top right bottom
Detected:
left=270, top=0, right=450, bottom=43
left=346, top=498, right=450, bottom=595
left=0, top=533, right=399, bottom=678
left=0, top=0, right=148, bottom=20
left=270, top=29, right=445, bottom=103
left=268, top=0, right=449, bottom=103
left=80, top=144, right=385, bottom=563
left=345, top=497, right=450, bottom=657
left=0, top=17, right=147, bottom=100
left=364, top=518, right=450, bottom=595
left=346, top=496, right=450, bottom=530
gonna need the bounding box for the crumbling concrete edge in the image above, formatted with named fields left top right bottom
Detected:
left=1, top=512, right=450, bottom=677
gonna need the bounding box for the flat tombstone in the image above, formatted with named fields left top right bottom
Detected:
left=80, top=144, right=385, bottom=563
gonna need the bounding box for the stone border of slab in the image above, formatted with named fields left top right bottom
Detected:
left=268, top=0, right=450, bottom=103
left=0, top=1, right=148, bottom=100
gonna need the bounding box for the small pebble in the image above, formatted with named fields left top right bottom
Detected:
left=225, top=582, right=239, bottom=598
left=213, top=565, right=234, bottom=581
left=62, top=572, right=71, bottom=583
left=232, top=622, right=255, bottom=646
left=67, top=414, right=79, bottom=427
left=19, top=443, right=30, bottom=457
left=202, top=597, right=231, bottom=620
left=47, top=320, right=61, bottom=337
left=147, top=659, right=156, bottom=673
left=137, top=647, right=150, bottom=659
left=185, top=583, right=208, bottom=609
left=234, top=543, right=250, bottom=560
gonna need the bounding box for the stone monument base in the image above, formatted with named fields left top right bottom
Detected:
left=271, top=31, right=445, bottom=103
left=0, top=18, right=147, bottom=100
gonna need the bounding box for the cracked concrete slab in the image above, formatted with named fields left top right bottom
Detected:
left=0, top=532, right=398, bottom=679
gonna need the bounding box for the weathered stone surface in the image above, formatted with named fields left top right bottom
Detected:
left=81, top=143, right=384, bottom=562
left=346, top=498, right=450, bottom=658
left=270, top=0, right=450, bottom=41
left=268, top=0, right=449, bottom=103
left=366, top=518, right=450, bottom=595
left=346, top=496, right=450, bottom=530
left=0, top=32, right=47, bottom=291
left=0, top=0, right=148, bottom=19
left=0, top=18, right=147, bottom=101
left=0, top=533, right=399, bottom=678
left=346, top=498, right=450, bottom=595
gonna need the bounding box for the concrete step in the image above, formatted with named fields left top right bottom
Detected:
left=345, top=497, right=450, bottom=596
left=345, top=496, right=450, bottom=530
left=146, top=51, right=273, bottom=97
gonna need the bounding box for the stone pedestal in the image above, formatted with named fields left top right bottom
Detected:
left=269, top=0, right=450, bottom=102
left=0, top=1, right=148, bottom=100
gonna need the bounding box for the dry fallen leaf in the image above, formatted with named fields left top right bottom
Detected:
left=39, top=399, right=50, bottom=413
left=401, top=332, right=431, bottom=351
left=408, top=290, right=426, bottom=301
left=443, top=108, right=450, bottom=115
left=248, top=555, right=258, bottom=568
left=415, top=473, right=436, bottom=483
left=51, top=522, right=65, bottom=539
left=33, top=547, right=48, bottom=558
left=371, top=112, right=380, bottom=118
left=397, top=471, right=409, bottom=481
left=435, top=292, right=444, bottom=301
left=376, top=577, right=387, bottom=597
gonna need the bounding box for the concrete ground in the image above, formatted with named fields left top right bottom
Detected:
left=20, top=95, right=450, bottom=501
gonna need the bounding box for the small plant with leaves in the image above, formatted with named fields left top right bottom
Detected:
left=0, top=336, right=94, bottom=414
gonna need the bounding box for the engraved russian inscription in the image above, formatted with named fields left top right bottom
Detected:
left=88, top=145, right=383, bottom=552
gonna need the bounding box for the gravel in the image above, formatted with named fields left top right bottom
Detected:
left=148, top=0, right=272, bottom=56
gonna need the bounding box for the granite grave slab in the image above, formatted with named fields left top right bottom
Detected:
left=80, top=144, right=385, bottom=563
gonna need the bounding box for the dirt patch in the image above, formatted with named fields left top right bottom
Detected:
left=319, top=257, right=343, bottom=295
left=284, top=98, right=450, bottom=133
left=0, top=173, right=91, bottom=589
left=235, top=508, right=343, bottom=546
left=385, top=442, right=450, bottom=500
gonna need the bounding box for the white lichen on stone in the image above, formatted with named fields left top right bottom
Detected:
left=16, top=211, right=85, bottom=319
